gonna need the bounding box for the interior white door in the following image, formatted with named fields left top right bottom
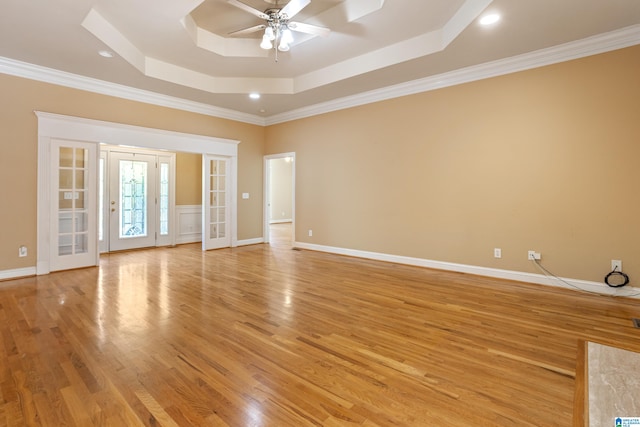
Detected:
left=109, top=151, right=157, bottom=251
left=203, top=155, right=231, bottom=250
left=50, top=140, right=98, bottom=271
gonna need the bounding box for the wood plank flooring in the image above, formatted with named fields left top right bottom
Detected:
left=1, top=224, right=640, bottom=426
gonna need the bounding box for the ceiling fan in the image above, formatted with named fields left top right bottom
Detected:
left=227, top=0, right=330, bottom=58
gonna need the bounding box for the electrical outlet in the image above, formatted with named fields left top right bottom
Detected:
left=494, top=248, right=502, bottom=258
left=527, top=250, right=541, bottom=260
left=611, top=260, right=622, bottom=271
left=308, top=229, right=313, bottom=237
left=18, top=246, right=27, bottom=257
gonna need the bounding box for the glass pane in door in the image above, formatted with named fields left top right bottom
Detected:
left=202, top=155, right=231, bottom=251
left=159, top=162, right=169, bottom=235
left=208, top=159, right=227, bottom=240
left=99, top=157, right=104, bottom=243
left=119, top=160, right=148, bottom=238
left=57, top=146, right=89, bottom=256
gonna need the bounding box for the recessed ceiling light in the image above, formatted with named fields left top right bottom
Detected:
left=479, top=13, right=500, bottom=26
left=249, top=93, right=260, bottom=100
left=98, top=50, right=114, bottom=58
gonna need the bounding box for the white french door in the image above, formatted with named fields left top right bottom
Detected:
left=108, top=151, right=157, bottom=251
left=50, top=140, right=98, bottom=271
left=203, top=155, right=231, bottom=250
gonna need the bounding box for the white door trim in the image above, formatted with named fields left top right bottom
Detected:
left=36, top=111, right=239, bottom=274
left=263, top=152, right=296, bottom=244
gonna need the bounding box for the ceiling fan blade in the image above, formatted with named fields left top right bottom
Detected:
left=228, top=24, right=267, bottom=36
left=288, top=21, right=330, bottom=37
left=227, top=0, right=268, bottom=19
left=280, top=0, right=310, bottom=19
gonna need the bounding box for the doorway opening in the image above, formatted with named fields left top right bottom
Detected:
left=264, top=153, right=295, bottom=247
left=37, top=112, right=239, bottom=274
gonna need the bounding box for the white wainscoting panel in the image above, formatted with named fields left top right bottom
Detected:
left=176, top=205, right=202, bottom=244
left=172, top=205, right=266, bottom=247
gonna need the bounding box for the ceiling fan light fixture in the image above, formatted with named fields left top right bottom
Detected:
left=281, top=28, right=294, bottom=45
left=227, top=0, right=329, bottom=60
left=278, top=41, right=290, bottom=52
left=260, top=35, right=273, bottom=49
left=264, top=26, right=275, bottom=41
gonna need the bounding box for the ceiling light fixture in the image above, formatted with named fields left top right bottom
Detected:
left=479, top=13, right=501, bottom=26
left=249, top=93, right=260, bottom=99
left=261, top=9, right=294, bottom=60
left=228, top=0, right=330, bottom=63
left=98, top=50, right=114, bottom=58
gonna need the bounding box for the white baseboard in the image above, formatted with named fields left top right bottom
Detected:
left=8, top=241, right=632, bottom=300
left=294, top=242, right=640, bottom=299
left=176, top=233, right=201, bottom=244
left=237, top=237, right=264, bottom=246
left=269, top=219, right=292, bottom=224
left=0, top=267, right=37, bottom=281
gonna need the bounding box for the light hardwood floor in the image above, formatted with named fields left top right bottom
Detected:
left=1, top=224, right=639, bottom=426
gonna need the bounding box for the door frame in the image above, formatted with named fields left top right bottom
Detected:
left=263, top=152, right=296, bottom=245
left=36, top=111, right=239, bottom=275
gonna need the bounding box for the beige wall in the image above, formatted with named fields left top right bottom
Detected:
left=269, top=158, right=293, bottom=222
left=0, top=74, right=264, bottom=271
left=265, top=45, right=640, bottom=286
left=176, top=152, right=202, bottom=206
left=2, top=45, right=639, bottom=287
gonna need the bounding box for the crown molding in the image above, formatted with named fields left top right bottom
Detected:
left=0, top=56, right=267, bottom=126
left=266, top=24, right=640, bottom=125
left=1, top=24, right=639, bottom=127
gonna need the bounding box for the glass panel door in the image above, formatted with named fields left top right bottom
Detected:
left=50, top=140, right=97, bottom=271
left=203, top=155, right=231, bottom=250
left=109, top=152, right=157, bottom=251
